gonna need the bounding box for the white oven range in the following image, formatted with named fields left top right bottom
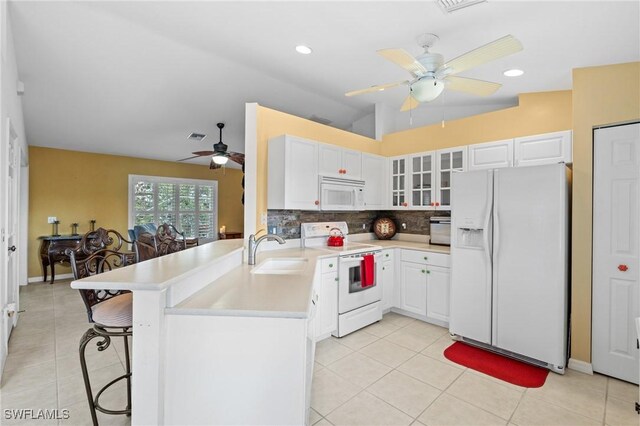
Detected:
left=301, top=221, right=383, bottom=337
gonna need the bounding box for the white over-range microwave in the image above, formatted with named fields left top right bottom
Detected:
left=319, top=175, right=365, bottom=211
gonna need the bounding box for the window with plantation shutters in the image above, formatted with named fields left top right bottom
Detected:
left=128, top=175, right=218, bottom=242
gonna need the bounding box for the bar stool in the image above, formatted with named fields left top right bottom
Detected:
left=68, top=228, right=136, bottom=425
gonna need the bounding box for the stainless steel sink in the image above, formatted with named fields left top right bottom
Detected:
left=250, top=258, right=308, bottom=275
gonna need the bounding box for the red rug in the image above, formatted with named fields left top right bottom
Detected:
left=444, top=342, right=549, bottom=388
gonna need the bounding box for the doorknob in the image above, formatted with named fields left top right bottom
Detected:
left=8, top=245, right=16, bottom=252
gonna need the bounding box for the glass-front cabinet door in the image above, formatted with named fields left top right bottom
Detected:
left=390, top=156, right=408, bottom=208
left=436, top=147, right=467, bottom=209
left=409, top=152, right=435, bottom=209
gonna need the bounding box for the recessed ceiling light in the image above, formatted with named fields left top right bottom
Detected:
left=504, top=69, right=524, bottom=77
left=295, top=45, right=312, bottom=55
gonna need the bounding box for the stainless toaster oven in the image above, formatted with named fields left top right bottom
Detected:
left=429, top=217, right=451, bottom=246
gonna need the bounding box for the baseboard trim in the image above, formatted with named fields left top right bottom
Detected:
left=568, top=358, right=593, bottom=375
left=27, top=273, right=73, bottom=283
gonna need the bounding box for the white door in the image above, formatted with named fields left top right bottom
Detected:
left=399, top=261, right=427, bottom=316
left=426, top=265, right=450, bottom=323
left=2, top=120, right=19, bottom=368
left=341, top=149, right=362, bottom=179
left=450, top=169, right=493, bottom=344
left=468, top=139, right=514, bottom=170
left=593, top=123, right=640, bottom=384
left=492, top=164, right=568, bottom=369
left=318, top=144, right=342, bottom=177
left=362, top=154, right=387, bottom=210
left=285, top=137, right=319, bottom=210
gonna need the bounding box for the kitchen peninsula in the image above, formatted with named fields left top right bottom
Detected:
left=70, top=234, right=451, bottom=425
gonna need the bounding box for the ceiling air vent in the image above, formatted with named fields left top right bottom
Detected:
left=436, top=0, right=487, bottom=13
left=309, top=115, right=332, bottom=125
left=188, top=133, right=207, bottom=141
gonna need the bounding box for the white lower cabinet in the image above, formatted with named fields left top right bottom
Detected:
left=396, top=249, right=451, bottom=326
left=399, top=261, right=428, bottom=316
left=425, top=265, right=451, bottom=323
left=381, top=249, right=395, bottom=311
left=316, top=258, right=338, bottom=340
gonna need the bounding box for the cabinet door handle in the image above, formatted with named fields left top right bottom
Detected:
left=426, top=270, right=431, bottom=274
left=315, top=200, right=320, bottom=205
left=423, top=256, right=428, bottom=261
left=329, top=263, right=333, bottom=268
left=335, top=277, right=339, bottom=282
left=385, top=253, right=389, bottom=257
left=421, top=269, right=426, bottom=273
left=382, top=267, right=386, bottom=270
left=618, top=264, right=629, bottom=272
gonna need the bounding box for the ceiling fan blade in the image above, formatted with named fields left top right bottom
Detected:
left=445, top=76, right=502, bottom=96
left=345, top=81, right=408, bottom=97
left=228, top=152, right=245, bottom=165
left=400, top=94, right=420, bottom=112
left=377, top=48, right=427, bottom=77
left=441, top=35, right=523, bottom=76
left=177, top=155, right=201, bottom=162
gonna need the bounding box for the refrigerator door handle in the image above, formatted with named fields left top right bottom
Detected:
left=482, top=170, right=493, bottom=265
left=491, top=169, right=501, bottom=345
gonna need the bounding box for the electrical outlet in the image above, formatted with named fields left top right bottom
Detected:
left=401, top=223, right=407, bottom=230
left=362, top=223, right=367, bottom=230
left=260, top=212, right=268, bottom=225
left=47, top=216, right=57, bottom=224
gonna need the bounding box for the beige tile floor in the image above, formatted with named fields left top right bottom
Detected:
left=2, top=280, right=639, bottom=426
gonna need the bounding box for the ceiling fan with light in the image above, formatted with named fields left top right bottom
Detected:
left=177, top=122, right=245, bottom=169
left=345, top=33, right=523, bottom=111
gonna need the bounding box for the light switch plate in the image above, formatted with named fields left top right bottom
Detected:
left=260, top=212, right=267, bottom=225
left=47, top=216, right=57, bottom=224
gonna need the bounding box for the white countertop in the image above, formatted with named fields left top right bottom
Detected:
left=70, top=239, right=244, bottom=291
left=70, top=234, right=450, bottom=319
left=168, top=247, right=332, bottom=319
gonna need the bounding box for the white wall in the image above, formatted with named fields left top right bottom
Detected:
left=350, top=111, right=375, bottom=139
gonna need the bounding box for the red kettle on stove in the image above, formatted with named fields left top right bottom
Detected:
left=327, top=227, right=345, bottom=247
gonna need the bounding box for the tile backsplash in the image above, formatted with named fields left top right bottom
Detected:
left=267, top=210, right=450, bottom=240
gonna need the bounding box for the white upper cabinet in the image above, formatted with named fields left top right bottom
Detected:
left=319, top=144, right=362, bottom=179
left=409, top=152, right=436, bottom=209
left=390, top=156, right=409, bottom=208
left=436, top=147, right=466, bottom=210
left=468, top=139, right=514, bottom=170
left=342, top=149, right=362, bottom=179
left=362, top=153, right=387, bottom=210
left=514, top=130, right=572, bottom=167
left=268, top=135, right=319, bottom=210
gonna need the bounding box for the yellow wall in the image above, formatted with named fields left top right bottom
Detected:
left=255, top=106, right=380, bottom=229
left=570, top=62, right=640, bottom=363
left=381, top=90, right=573, bottom=155
left=28, top=147, right=244, bottom=278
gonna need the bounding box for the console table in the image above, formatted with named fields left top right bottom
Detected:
left=38, top=235, right=82, bottom=284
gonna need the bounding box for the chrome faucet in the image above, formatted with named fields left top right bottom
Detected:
left=247, top=230, right=286, bottom=265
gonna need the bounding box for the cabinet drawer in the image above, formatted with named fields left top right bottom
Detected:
left=321, top=257, right=338, bottom=274
left=401, top=249, right=450, bottom=267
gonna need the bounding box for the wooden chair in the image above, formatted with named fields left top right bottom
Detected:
left=155, top=223, right=187, bottom=256
left=133, top=231, right=157, bottom=263
left=68, top=228, right=135, bottom=425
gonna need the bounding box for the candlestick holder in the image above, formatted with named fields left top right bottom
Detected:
left=71, top=223, right=79, bottom=235
left=90, top=219, right=96, bottom=232
left=52, top=220, right=60, bottom=237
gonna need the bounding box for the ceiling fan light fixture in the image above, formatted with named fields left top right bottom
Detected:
left=295, top=45, right=313, bottom=55
left=411, top=78, right=445, bottom=102
left=503, top=68, right=524, bottom=77
left=212, top=155, right=228, bottom=165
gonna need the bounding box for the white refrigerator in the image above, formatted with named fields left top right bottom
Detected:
left=450, top=163, right=569, bottom=373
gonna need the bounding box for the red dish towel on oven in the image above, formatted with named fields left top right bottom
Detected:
left=361, top=254, right=375, bottom=287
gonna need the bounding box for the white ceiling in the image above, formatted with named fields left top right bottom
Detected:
left=9, top=1, right=640, bottom=167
